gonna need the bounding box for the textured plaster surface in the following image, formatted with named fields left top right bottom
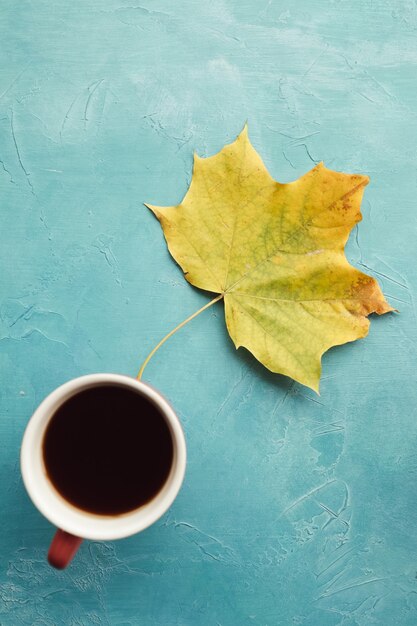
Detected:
left=1, top=1, right=417, bottom=624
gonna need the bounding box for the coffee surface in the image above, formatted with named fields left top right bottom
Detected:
left=42, top=385, right=174, bottom=515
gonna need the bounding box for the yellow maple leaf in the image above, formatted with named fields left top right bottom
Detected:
left=145, top=127, right=392, bottom=392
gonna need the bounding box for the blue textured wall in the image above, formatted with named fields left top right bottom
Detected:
left=1, top=1, right=417, bottom=624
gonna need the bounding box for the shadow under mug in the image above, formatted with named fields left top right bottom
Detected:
left=20, top=373, right=186, bottom=569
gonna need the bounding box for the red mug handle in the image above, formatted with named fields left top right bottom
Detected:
left=48, top=529, right=83, bottom=569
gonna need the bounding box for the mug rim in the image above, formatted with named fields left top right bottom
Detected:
left=20, top=373, right=186, bottom=540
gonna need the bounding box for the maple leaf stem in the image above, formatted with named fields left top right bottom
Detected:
left=137, top=293, right=224, bottom=381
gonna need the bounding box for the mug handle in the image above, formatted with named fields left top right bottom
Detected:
left=48, top=529, right=83, bottom=569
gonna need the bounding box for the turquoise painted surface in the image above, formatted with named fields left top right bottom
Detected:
left=1, top=0, right=417, bottom=623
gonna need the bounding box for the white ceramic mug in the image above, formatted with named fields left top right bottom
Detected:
left=20, top=373, right=186, bottom=568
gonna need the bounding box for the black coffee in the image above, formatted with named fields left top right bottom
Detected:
left=42, top=384, right=174, bottom=515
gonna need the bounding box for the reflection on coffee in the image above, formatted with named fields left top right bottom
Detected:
left=42, top=385, right=173, bottom=515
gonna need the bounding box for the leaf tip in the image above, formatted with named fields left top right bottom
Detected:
left=144, top=203, right=162, bottom=218
left=380, top=299, right=397, bottom=314
left=306, top=377, right=321, bottom=395
left=238, top=121, right=249, bottom=140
